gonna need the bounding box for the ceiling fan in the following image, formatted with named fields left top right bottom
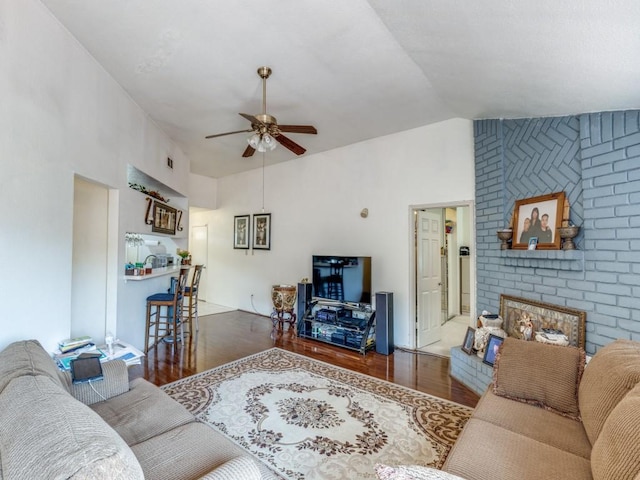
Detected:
left=205, top=66, right=317, bottom=158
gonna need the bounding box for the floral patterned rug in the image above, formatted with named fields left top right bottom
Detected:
left=162, top=348, right=472, bottom=480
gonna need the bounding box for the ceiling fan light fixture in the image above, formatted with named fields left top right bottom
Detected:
left=262, top=133, right=277, bottom=151
left=248, top=133, right=261, bottom=149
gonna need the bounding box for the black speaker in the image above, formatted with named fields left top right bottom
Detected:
left=375, top=291, right=394, bottom=355
left=297, top=282, right=313, bottom=323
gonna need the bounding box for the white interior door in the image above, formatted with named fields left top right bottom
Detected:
left=190, top=225, right=208, bottom=301
left=417, top=210, right=442, bottom=348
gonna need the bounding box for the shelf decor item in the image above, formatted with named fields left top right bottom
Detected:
left=496, top=229, right=513, bottom=250
left=461, top=327, right=475, bottom=355
left=177, top=249, right=191, bottom=265
left=271, top=284, right=297, bottom=331
left=557, top=225, right=580, bottom=250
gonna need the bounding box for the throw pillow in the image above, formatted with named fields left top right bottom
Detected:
left=492, top=337, right=585, bottom=420
left=375, top=464, right=467, bottom=480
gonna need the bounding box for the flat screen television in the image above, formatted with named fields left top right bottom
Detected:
left=312, top=255, right=372, bottom=304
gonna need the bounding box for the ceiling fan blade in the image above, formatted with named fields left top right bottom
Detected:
left=276, top=134, right=306, bottom=155
left=278, top=125, right=317, bottom=135
left=242, top=145, right=256, bottom=158
left=205, top=129, right=252, bottom=139
left=239, top=113, right=264, bottom=126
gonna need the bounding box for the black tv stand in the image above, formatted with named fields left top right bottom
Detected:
left=297, top=299, right=376, bottom=355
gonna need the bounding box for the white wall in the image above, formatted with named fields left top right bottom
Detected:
left=71, top=177, right=108, bottom=341
left=198, top=119, right=475, bottom=348
left=1, top=0, right=190, bottom=351
left=189, top=173, right=217, bottom=209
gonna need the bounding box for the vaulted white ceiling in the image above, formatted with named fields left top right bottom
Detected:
left=41, top=0, right=640, bottom=178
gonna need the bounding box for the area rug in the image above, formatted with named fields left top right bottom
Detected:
left=162, top=348, right=472, bottom=480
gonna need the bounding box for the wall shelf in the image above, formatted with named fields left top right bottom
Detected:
left=499, top=250, right=584, bottom=271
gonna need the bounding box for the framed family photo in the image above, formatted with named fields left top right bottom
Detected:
left=253, top=213, right=271, bottom=250
left=461, top=327, right=475, bottom=355
left=511, top=192, right=565, bottom=250
left=499, top=294, right=586, bottom=348
left=482, top=334, right=504, bottom=366
left=151, top=201, right=177, bottom=235
left=233, top=215, right=250, bottom=249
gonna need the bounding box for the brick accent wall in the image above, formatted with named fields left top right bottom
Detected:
left=475, top=111, right=640, bottom=354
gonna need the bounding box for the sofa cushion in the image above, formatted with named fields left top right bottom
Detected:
left=0, top=339, right=68, bottom=393
left=198, top=456, right=262, bottom=480
left=472, top=388, right=591, bottom=459
left=90, top=377, right=195, bottom=446
left=131, top=422, right=270, bottom=480
left=442, top=418, right=592, bottom=480
left=579, top=339, right=640, bottom=445
left=375, top=463, right=466, bottom=480
left=591, top=382, right=640, bottom=480
left=0, top=375, right=143, bottom=479
left=493, top=337, right=585, bottom=420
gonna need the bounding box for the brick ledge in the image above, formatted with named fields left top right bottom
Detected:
left=499, top=250, right=584, bottom=271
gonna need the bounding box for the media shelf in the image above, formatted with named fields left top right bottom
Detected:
left=297, top=301, right=376, bottom=355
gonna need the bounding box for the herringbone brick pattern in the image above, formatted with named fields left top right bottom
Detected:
left=503, top=117, right=583, bottom=229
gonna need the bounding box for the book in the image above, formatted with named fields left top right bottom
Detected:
left=59, top=335, right=93, bottom=348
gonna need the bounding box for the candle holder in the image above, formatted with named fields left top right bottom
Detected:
left=496, top=229, right=513, bottom=250
left=558, top=225, right=580, bottom=250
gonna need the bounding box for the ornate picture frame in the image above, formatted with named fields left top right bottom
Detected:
left=512, top=192, right=565, bottom=250
left=461, top=326, right=475, bottom=355
left=233, top=215, right=250, bottom=250
left=151, top=201, right=177, bottom=235
left=499, top=294, right=586, bottom=348
left=253, top=213, right=271, bottom=250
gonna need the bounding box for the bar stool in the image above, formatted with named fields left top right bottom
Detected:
left=144, top=267, right=189, bottom=353
left=326, top=261, right=345, bottom=301
left=182, top=264, right=203, bottom=340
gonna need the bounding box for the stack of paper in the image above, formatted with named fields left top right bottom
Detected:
left=99, top=340, right=145, bottom=366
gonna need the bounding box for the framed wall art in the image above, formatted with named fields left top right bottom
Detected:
left=151, top=201, right=177, bottom=235
left=233, top=215, right=250, bottom=249
left=511, top=192, right=565, bottom=250
left=253, top=213, right=271, bottom=250
left=499, top=294, right=586, bottom=348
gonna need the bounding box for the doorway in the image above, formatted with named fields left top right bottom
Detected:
left=411, top=202, right=475, bottom=355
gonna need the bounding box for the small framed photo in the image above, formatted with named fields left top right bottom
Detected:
left=233, top=215, right=250, bottom=249
left=482, top=334, right=505, bottom=366
left=461, top=326, right=475, bottom=355
left=253, top=213, right=271, bottom=250
left=528, top=237, right=538, bottom=250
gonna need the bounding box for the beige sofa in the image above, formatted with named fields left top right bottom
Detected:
left=0, top=340, right=276, bottom=480
left=441, top=337, right=640, bottom=480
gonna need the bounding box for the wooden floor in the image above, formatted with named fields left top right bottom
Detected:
left=134, top=309, right=479, bottom=408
